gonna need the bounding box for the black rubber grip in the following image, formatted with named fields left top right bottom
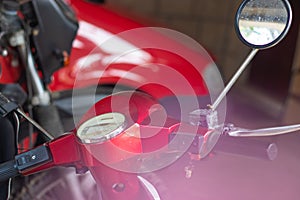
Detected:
left=0, top=160, right=19, bottom=181
left=214, top=136, right=278, bottom=160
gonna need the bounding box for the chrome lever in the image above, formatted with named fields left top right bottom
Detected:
left=224, top=123, right=300, bottom=137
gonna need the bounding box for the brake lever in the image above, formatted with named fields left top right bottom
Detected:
left=224, top=123, right=300, bottom=137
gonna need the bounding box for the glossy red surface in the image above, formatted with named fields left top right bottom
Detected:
left=49, top=0, right=212, bottom=98
left=76, top=92, right=171, bottom=165
left=0, top=56, right=22, bottom=83
left=22, top=91, right=210, bottom=199
left=77, top=91, right=178, bottom=200
left=22, top=134, right=83, bottom=175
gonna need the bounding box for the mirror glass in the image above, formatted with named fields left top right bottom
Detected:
left=237, top=0, right=291, bottom=47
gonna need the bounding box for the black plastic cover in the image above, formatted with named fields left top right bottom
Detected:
left=22, top=0, right=78, bottom=83
left=0, top=91, right=18, bottom=117
left=0, top=84, right=27, bottom=105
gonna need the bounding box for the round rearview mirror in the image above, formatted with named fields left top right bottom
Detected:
left=235, top=0, right=292, bottom=49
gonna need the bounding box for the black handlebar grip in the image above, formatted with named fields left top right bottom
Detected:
left=0, top=160, right=19, bottom=181
left=214, top=136, right=278, bottom=160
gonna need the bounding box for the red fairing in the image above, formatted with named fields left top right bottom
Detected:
left=49, top=0, right=213, bottom=98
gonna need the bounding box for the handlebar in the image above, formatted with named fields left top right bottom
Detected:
left=170, top=130, right=278, bottom=161
left=214, top=135, right=278, bottom=160
left=0, top=129, right=278, bottom=184
left=0, top=160, right=19, bottom=181
left=0, top=145, right=52, bottom=182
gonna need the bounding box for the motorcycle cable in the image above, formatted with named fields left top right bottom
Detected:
left=4, top=112, right=20, bottom=200
left=0, top=92, right=54, bottom=140
left=6, top=178, right=11, bottom=200
left=16, top=108, right=54, bottom=140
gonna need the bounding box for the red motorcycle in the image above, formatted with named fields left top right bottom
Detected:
left=0, top=0, right=222, bottom=198
left=0, top=0, right=296, bottom=199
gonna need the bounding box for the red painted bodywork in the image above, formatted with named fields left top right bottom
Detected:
left=0, top=0, right=214, bottom=99
left=0, top=56, right=22, bottom=83
left=23, top=91, right=208, bottom=200
left=49, top=0, right=212, bottom=98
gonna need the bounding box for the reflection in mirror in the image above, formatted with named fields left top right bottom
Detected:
left=238, top=0, right=290, bottom=47
left=211, top=0, right=292, bottom=111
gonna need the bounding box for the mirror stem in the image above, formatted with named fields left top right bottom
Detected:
left=210, top=48, right=259, bottom=111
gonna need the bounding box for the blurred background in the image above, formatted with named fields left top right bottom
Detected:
left=103, top=0, right=300, bottom=127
